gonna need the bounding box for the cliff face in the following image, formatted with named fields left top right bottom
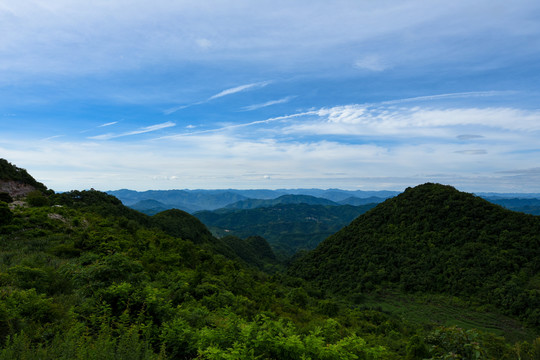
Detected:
left=0, top=180, right=37, bottom=199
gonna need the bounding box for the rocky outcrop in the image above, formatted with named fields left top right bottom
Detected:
left=0, top=180, right=37, bottom=199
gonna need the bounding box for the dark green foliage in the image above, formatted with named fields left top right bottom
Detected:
left=220, top=235, right=277, bottom=267
left=290, top=183, right=540, bottom=327
left=0, top=168, right=538, bottom=359
left=246, top=235, right=276, bottom=261
left=26, top=190, right=49, bottom=207
left=196, top=203, right=376, bottom=255
left=0, top=202, right=12, bottom=225
left=52, top=190, right=150, bottom=226
left=405, top=334, right=429, bottom=359
left=0, top=194, right=12, bottom=204
left=0, top=159, right=48, bottom=192
left=151, top=209, right=214, bottom=244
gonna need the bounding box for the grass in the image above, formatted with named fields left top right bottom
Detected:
left=360, top=290, right=538, bottom=343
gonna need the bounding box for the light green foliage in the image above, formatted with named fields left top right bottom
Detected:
left=0, top=183, right=537, bottom=359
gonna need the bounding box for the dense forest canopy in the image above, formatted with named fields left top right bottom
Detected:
left=290, top=183, right=540, bottom=327
left=0, top=160, right=539, bottom=359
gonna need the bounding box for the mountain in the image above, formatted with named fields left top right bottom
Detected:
left=482, top=197, right=540, bottom=215
left=290, top=183, right=540, bottom=327
left=1, top=161, right=538, bottom=358
left=225, top=194, right=339, bottom=209
left=275, top=188, right=400, bottom=202
left=107, top=188, right=401, bottom=213
left=337, top=196, right=387, bottom=206
left=220, top=235, right=277, bottom=269
left=0, top=158, right=48, bottom=198
left=130, top=199, right=174, bottom=215
left=107, top=189, right=248, bottom=213
left=195, top=203, right=377, bottom=256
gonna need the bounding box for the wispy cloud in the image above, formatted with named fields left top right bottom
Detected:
left=454, top=149, right=487, bottom=155
left=41, top=135, right=64, bottom=141
left=89, top=121, right=176, bottom=140
left=354, top=55, right=389, bottom=72
left=242, top=96, right=296, bottom=111
left=160, top=111, right=316, bottom=139
left=164, top=81, right=272, bottom=115
left=208, top=81, right=271, bottom=101
left=457, top=134, right=484, bottom=141
left=379, top=91, right=514, bottom=106
left=99, top=121, right=118, bottom=127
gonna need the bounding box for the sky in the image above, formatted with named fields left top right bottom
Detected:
left=1, top=0, right=540, bottom=193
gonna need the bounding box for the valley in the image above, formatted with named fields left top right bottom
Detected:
left=1, top=159, right=539, bottom=359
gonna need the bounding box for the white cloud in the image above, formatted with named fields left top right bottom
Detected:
left=281, top=105, right=540, bottom=137
left=354, top=55, right=389, bottom=72
left=242, top=96, right=296, bottom=111
left=208, top=81, right=271, bottom=101
left=99, top=121, right=118, bottom=127
left=164, top=81, right=272, bottom=115
left=89, top=121, right=176, bottom=140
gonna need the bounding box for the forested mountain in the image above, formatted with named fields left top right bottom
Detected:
left=129, top=199, right=173, bottom=215
left=1, top=159, right=539, bottom=359
left=195, top=203, right=377, bottom=256
left=290, top=183, right=540, bottom=328
left=225, top=194, right=340, bottom=210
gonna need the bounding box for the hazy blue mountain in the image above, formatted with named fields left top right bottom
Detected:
left=337, top=196, right=387, bottom=206
left=107, top=189, right=249, bottom=213
left=129, top=199, right=175, bottom=215
left=108, top=187, right=540, bottom=215
left=482, top=197, right=540, bottom=215
left=225, top=194, right=339, bottom=210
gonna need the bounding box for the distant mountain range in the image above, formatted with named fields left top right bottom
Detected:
left=106, top=188, right=400, bottom=214
left=108, top=188, right=540, bottom=216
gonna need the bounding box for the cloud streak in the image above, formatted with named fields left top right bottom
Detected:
left=242, top=96, right=296, bottom=111
left=164, top=81, right=272, bottom=115
left=89, top=121, right=176, bottom=140
left=99, top=121, right=119, bottom=127
left=208, top=81, right=271, bottom=101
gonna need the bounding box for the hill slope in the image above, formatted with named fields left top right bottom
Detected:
left=0, top=158, right=48, bottom=198
left=1, top=161, right=538, bottom=358
left=290, top=183, right=540, bottom=327
left=195, top=203, right=377, bottom=255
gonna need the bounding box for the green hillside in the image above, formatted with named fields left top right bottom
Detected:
left=290, top=183, right=540, bottom=328
left=0, top=159, right=48, bottom=193
left=195, top=203, right=376, bottom=256
left=1, top=160, right=539, bottom=359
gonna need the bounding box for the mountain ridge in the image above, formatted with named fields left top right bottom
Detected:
left=290, top=183, right=540, bottom=326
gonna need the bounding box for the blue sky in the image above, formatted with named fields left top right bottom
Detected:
left=1, top=0, right=540, bottom=192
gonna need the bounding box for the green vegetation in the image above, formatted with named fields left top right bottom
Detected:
left=0, top=159, right=48, bottom=193
left=224, top=195, right=340, bottom=210
left=0, top=160, right=538, bottom=359
left=196, top=203, right=376, bottom=256
left=290, top=183, right=540, bottom=328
